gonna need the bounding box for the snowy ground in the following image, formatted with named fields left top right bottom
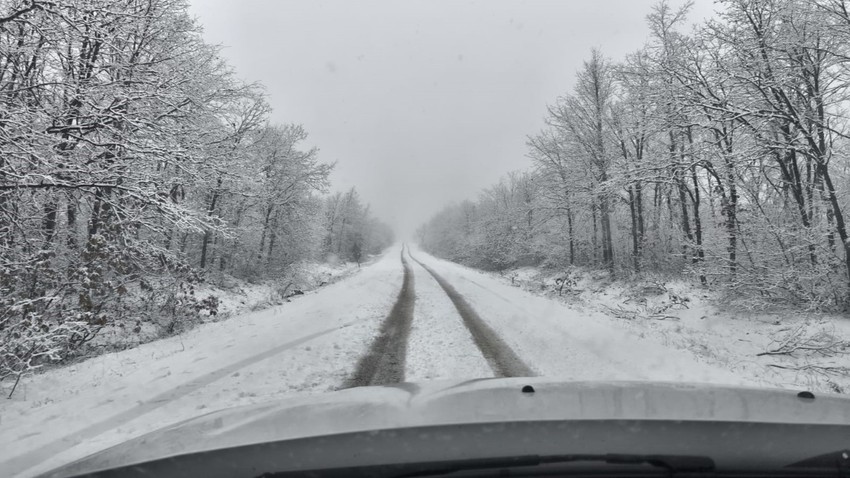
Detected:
left=407, top=245, right=756, bottom=386
left=3, top=243, right=844, bottom=477
left=1, top=251, right=400, bottom=478
left=404, top=255, right=492, bottom=381
left=83, top=260, right=363, bottom=351
left=468, top=260, right=850, bottom=394
left=202, top=260, right=364, bottom=317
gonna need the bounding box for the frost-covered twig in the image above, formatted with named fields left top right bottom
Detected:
left=603, top=304, right=640, bottom=320
left=757, top=323, right=849, bottom=358
left=8, top=370, right=24, bottom=399
left=603, top=302, right=681, bottom=322
left=767, top=363, right=850, bottom=377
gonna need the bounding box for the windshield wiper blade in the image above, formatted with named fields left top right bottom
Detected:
left=393, top=453, right=715, bottom=477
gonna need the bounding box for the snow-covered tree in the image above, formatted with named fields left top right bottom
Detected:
left=421, top=0, right=850, bottom=310
left=0, top=0, right=364, bottom=383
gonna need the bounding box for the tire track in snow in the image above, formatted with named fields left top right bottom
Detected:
left=343, top=244, right=416, bottom=387
left=407, top=250, right=535, bottom=378
left=404, top=256, right=493, bottom=381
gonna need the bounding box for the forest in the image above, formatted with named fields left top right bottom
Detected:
left=0, top=0, right=392, bottom=383
left=419, top=0, right=850, bottom=313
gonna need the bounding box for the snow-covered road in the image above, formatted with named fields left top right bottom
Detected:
left=405, top=249, right=492, bottom=381
left=2, top=243, right=755, bottom=477
left=407, top=245, right=753, bottom=385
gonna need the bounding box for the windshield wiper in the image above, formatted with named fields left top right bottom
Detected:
left=392, top=453, right=715, bottom=477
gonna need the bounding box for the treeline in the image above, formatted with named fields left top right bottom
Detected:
left=0, top=0, right=391, bottom=382
left=419, top=0, right=850, bottom=311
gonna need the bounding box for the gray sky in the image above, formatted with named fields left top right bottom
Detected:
left=187, top=0, right=716, bottom=237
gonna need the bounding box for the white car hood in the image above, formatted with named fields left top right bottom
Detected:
left=43, top=378, right=850, bottom=477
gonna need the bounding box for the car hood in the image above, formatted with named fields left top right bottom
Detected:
left=43, top=378, right=850, bottom=477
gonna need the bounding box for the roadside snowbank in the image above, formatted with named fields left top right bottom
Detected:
left=1, top=249, right=400, bottom=478
left=411, top=246, right=755, bottom=386
left=71, top=259, right=364, bottom=361
left=434, top=255, right=850, bottom=394
left=198, top=259, right=364, bottom=317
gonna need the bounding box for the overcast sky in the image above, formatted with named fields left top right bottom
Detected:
left=187, top=0, right=716, bottom=237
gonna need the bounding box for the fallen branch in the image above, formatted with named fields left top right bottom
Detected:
left=603, top=303, right=682, bottom=322
left=647, top=314, right=681, bottom=321
left=758, top=323, right=849, bottom=358
left=603, top=305, right=640, bottom=320
left=7, top=372, right=23, bottom=399
left=767, top=363, right=850, bottom=377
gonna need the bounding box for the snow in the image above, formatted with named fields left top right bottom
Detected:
left=3, top=243, right=846, bottom=478
left=1, top=249, right=401, bottom=478
left=408, top=245, right=756, bottom=386
left=82, top=260, right=364, bottom=351
left=404, top=254, right=493, bottom=381
left=427, top=252, right=850, bottom=394
left=198, top=259, right=362, bottom=317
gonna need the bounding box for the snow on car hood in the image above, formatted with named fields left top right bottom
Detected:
left=45, top=378, right=850, bottom=476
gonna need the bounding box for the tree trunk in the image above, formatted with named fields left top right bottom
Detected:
left=691, top=164, right=706, bottom=285
left=66, top=193, right=77, bottom=249
left=773, top=137, right=816, bottom=266
left=567, top=199, right=575, bottom=266
left=599, top=189, right=614, bottom=276
left=635, top=179, right=645, bottom=257
left=267, top=210, right=279, bottom=264
left=200, top=230, right=212, bottom=269
left=628, top=185, right=640, bottom=273
left=818, top=165, right=850, bottom=287
left=670, top=132, right=693, bottom=258
left=686, top=127, right=705, bottom=285
left=88, top=189, right=104, bottom=238
left=723, top=139, right=738, bottom=276
left=42, top=201, right=57, bottom=244
left=591, top=197, right=599, bottom=265
left=676, top=178, right=693, bottom=257
left=200, top=178, right=222, bottom=269
left=258, top=205, right=274, bottom=259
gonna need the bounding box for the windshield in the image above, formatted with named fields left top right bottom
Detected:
left=2, top=1, right=849, bottom=477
